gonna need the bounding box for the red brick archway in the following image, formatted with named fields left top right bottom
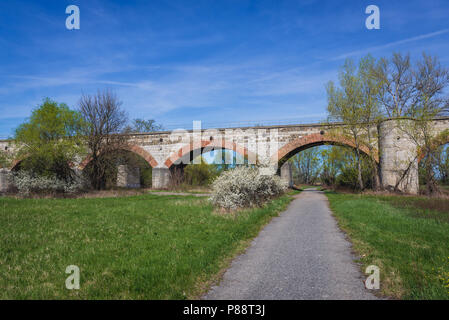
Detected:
left=164, top=139, right=256, bottom=168
left=271, top=133, right=378, bottom=165
left=79, top=145, right=158, bottom=170
left=10, top=158, right=24, bottom=171
left=417, top=135, right=449, bottom=163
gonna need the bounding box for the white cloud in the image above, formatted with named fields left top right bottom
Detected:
left=332, top=28, right=449, bottom=61
left=0, top=57, right=333, bottom=125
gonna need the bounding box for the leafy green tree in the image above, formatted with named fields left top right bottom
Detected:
left=327, top=55, right=385, bottom=190
left=319, top=146, right=373, bottom=190
left=326, top=59, right=366, bottom=190
left=358, top=55, right=382, bottom=190
left=320, top=146, right=343, bottom=186
left=184, top=157, right=217, bottom=186
left=14, top=98, right=85, bottom=181
left=289, top=148, right=321, bottom=185
left=336, top=149, right=374, bottom=190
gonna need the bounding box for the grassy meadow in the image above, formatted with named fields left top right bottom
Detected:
left=326, top=192, right=449, bottom=300
left=0, top=193, right=294, bottom=299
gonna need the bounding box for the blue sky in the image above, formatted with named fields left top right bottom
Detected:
left=1, top=0, right=449, bottom=138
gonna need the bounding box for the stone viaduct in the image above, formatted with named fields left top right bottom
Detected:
left=1, top=118, right=449, bottom=194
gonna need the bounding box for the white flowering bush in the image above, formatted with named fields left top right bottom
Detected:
left=13, top=171, right=85, bottom=195
left=209, top=166, right=288, bottom=210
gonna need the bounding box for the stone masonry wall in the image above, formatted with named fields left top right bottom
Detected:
left=1, top=118, right=449, bottom=192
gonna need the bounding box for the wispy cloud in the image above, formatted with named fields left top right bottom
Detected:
left=332, top=28, right=449, bottom=60
left=2, top=1, right=449, bottom=136
left=0, top=57, right=333, bottom=118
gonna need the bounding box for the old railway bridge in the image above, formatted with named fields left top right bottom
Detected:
left=1, top=118, right=449, bottom=194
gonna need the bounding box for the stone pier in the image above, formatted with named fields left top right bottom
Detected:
left=378, top=119, right=419, bottom=194
left=152, top=167, right=171, bottom=189
left=0, top=169, right=12, bottom=193
left=117, top=165, right=141, bottom=188
left=280, top=162, right=293, bottom=188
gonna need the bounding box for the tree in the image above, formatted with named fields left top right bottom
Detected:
left=289, top=148, right=321, bottom=185
left=358, top=55, right=382, bottom=190
left=14, top=98, right=85, bottom=181
left=184, top=156, right=217, bottom=186
left=326, top=59, right=366, bottom=190
left=373, top=53, right=449, bottom=195
left=326, top=52, right=449, bottom=194
left=409, top=54, right=449, bottom=195
left=373, top=53, right=416, bottom=118
left=319, top=145, right=373, bottom=190
left=78, top=90, right=129, bottom=190
left=320, top=146, right=342, bottom=187
left=125, top=119, right=163, bottom=133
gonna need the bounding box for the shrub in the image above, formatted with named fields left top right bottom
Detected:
left=13, top=171, right=85, bottom=195
left=140, top=167, right=152, bottom=188
left=184, top=162, right=219, bottom=186
left=0, top=152, right=10, bottom=169
left=209, top=166, right=288, bottom=210
left=167, top=167, right=184, bottom=190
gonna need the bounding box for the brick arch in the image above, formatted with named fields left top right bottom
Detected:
left=164, top=139, right=256, bottom=168
left=78, top=145, right=158, bottom=170
left=10, top=158, right=24, bottom=171
left=417, top=134, right=449, bottom=163
left=271, top=133, right=379, bottom=165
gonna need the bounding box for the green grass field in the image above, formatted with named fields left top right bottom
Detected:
left=0, top=193, right=293, bottom=299
left=326, top=192, right=449, bottom=300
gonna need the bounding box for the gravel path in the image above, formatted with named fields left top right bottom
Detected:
left=203, top=189, right=377, bottom=300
